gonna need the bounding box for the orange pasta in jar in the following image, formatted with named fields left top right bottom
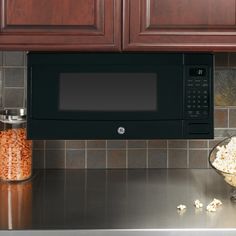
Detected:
left=0, top=109, right=32, bottom=182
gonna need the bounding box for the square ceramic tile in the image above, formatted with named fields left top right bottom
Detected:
left=45, top=150, right=65, bottom=169
left=3, top=51, right=25, bottom=66
left=229, top=108, right=236, bottom=128
left=66, top=150, right=85, bottom=169
left=189, top=140, right=208, bottom=149
left=87, top=140, right=106, bottom=149
left=46, top=140, right=65, bottom=149
left=209, top=138, right=224, bottom=148
left=189, top=150, right=208, bottom=168
left=33, top=150, right=45, bottom=169
left=66, top=140, right=85, bottom=149
left=107, top=140, right=126, bottom=149
left=87, top=150, right=106, bottom=169
left=148, top=149, right=167, bottom=168
left=214, top=108, right=228, bottom=128
left=168, top=140, right=187, bottom=148
left=4, top=68, right=24, bottom=87
left=215, top=69, right=236, bottom=106
left=128, top=149, right=147, bottom=168
left=33, top=140, right=44, bottom=150
left=214, top=129, right=236, bottom=137
left=168, top=149, right=187, bottom=168
left=128, top=140, right=146, bottom=148
left=107, top=150, right=126, bottom=168
left=4, top=88, right=24, bottom=107
left=148, top=140, right=167, bottom=149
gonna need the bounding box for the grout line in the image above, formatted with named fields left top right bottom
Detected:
left=126, top=140, right=128, bottom=168
left=64, top=141, right=67, bottom=169
left=85, top=140, right=87, bottom=169
left=43, top=140, right=46, bottom=169
left=228, top=108, right=230, bottom=128
left=215, top=127, right=236, bottom=130
left=167, top=140, right=169, bottom=168
left=207, top=139, right=210, bottom=168
left=105, top=140, right=108, bottom=169
left=34, top=147, right=211, bottom=151
left=2, top=66, right=26, bottom=69
left=146, top=140, right=148, bottom=168
left=215, top=105, right=236, bottom=108
left=187, top=140, right=189, bottom=168
left=4, top=86, right=25, bottom=89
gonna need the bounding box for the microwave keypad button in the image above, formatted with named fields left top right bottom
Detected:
left=187, top=83, right=194, bottom=87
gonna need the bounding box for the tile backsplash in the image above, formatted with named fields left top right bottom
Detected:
left=0, top=51, right=235, bottom=169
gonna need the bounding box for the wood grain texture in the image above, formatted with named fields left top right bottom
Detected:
left=123, top=0, right=236, bottom=51
left=5, top=0, right=95, bottom=26
left=0, top=0, right=121, bottom=51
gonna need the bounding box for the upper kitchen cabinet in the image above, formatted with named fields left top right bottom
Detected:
left=0, top=0, right=121, bottom=51
left=123, top=0, right=236, bottom=51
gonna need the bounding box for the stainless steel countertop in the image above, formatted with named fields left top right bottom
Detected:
left=0, top=169, right=236, bottom=236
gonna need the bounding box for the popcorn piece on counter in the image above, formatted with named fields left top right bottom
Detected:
left=206, top=204, right=217, bottom=212
left=194, top=199, right=203, bottom=209
left=206, top=198, right=222, bottom=212
left=212, top=198, right=222, bottom=207
left=177, top=204, right=186, bottom=211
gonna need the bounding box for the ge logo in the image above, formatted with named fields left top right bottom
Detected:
left=117, top=127, right=125, bottom=135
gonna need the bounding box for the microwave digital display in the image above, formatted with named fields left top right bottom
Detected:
left=189, top=68, right=206, bottom=77
left=59, top=73, right=157, bottom=111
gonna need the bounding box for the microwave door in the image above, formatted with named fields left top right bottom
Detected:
left=30, top=65, right=183, bottom=121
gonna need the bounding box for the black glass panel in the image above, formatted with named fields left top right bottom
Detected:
left=59, top=73, right=157, bottom=111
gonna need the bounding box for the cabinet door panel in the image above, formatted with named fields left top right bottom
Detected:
left=0, top=0, right=121, bottom=51
left=5, top=0, right=95, bottom=26
left=123, top=0, right=236, bottom=51
left=150, top=0, right=235, bottom=26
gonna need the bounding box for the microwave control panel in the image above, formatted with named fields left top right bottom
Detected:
left=184, top=67, right=210, bottom=119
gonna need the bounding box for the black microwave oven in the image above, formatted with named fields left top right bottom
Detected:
left=27, top=53, right=213, bottom=139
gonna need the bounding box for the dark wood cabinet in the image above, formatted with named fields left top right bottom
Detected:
left=0, top=0, right=121, bottom=51
left=123, top=0, right=236, bottom=51
left=1, top=0, right=236, bottom=51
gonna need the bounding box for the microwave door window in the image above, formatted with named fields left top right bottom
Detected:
left=59, top=73, right=157, bottom=112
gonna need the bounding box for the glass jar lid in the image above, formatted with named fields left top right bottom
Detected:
left=0, top=108, right=26, bottom=124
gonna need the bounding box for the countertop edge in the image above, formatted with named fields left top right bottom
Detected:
left=1, top=229, right=236, bottom=236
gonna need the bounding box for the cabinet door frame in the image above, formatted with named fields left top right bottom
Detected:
left=0, top=0, right=121, bottom=51
left=123, top=0, right=236, bottom=51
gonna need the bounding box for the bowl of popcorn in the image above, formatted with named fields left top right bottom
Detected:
left=209, top=136, right=236, bottom=201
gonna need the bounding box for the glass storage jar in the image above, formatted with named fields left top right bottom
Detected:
left=0, top=109, right=32, bottom=181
